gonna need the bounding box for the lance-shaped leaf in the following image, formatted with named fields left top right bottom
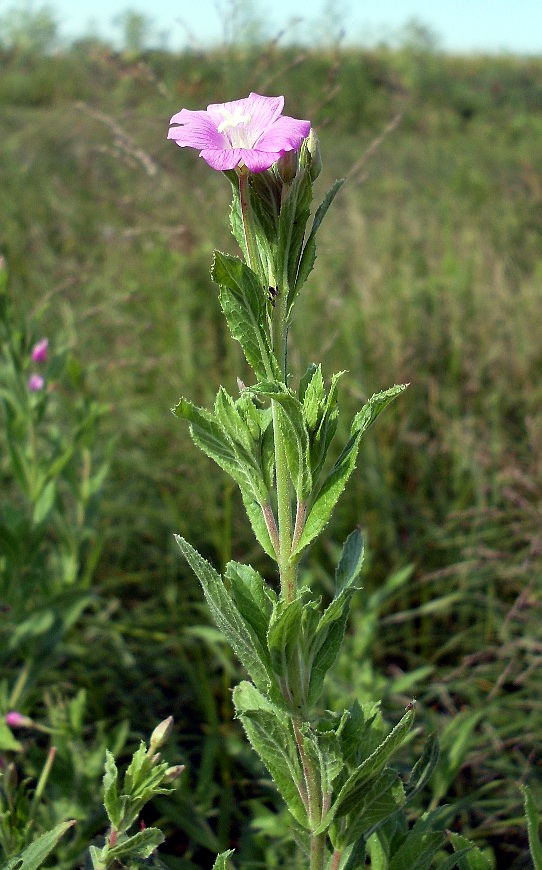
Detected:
left=292, top=384, right=407, bottom=557
left=175, top=536, right=272, bottom=693
left=332, top=705, right=416, bottom=820
left=251, top=381, right=312, bottom=500
left=225, top=561, right=275, bottom=652
left=267, top=594, right=311, bottom=710
left=289, top=178, right=345, bottom=313
left=302, top=724, right=344, bottom=804
left=276, top=169, right=312, bottom=293
left=211, top=850, right=236, bottom=870
left=306, top=587, right=356, bottom=708
left=233, top=681, right=308, bottom=827
left=335, top=528, right=365, bottom=594
left=238, top=486, right=277, bottom=559
left=330, top=768, right=406, bottom=848
left=211, top=251, right=280, bottom=381
left=173, top=397, right=268, bottom=505
left=2, top=821, right=76, bottom=870
left=404, top=732, right=440, bottom=803
left=521, top=784, right=542, bottom=870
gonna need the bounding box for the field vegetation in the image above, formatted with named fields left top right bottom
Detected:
left=0, top=9, right=541, bottom=868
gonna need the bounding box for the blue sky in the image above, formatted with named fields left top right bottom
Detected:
left=7, top=0, right=542, bottom=54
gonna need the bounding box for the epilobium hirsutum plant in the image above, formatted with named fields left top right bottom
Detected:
left=168, top=94, right=491, bottom=870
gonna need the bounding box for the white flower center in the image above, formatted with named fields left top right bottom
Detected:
left=217, top=107, right=252, bottom=148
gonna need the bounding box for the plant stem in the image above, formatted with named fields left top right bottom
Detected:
left=273, top=401, right=295, bottom=601
left=238, top=169, right=260, bottom=275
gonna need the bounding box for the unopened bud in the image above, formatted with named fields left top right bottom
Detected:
left=163, top=764, right=185, bottom=783
left=149, top=716, right=173, bottom=750
left=5, top=711, right=32, bottom=728
left=300, top=129, right=322, bottom=181
left=276, top=148, right=299, bottom=184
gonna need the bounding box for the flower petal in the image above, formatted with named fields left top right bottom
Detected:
left=168, top=109, right=224, bottom=150
left=241, top=149, right=283, bottom=172
left=256, top=115, right=311, bottom=153
left=199, top=148, right=246, bottom=171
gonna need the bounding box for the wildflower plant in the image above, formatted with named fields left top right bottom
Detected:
left=168, top=94, right=494, bottom=869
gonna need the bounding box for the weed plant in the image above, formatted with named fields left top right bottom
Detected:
left=0, top=28, right=540, bottom=869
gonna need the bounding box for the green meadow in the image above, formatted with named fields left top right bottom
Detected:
left=1, top=24, right=541, bottom=869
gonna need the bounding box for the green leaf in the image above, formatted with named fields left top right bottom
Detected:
left=448, top=833, right=494, bottom=870
left=332, top=705, right=416, bottom=819
left=211, top=251, right=280, bottom=381
left=430, top=710, right=481, bottom=805
left=32, top=480, right=56, bottom=525
left=103, top=750, right=121, bottom=828
left=387, top=828, right=444, bottom=870
left=173, top=397, right=267, bottom=504
left=332, top=769, right=405, bottom=848
left=306, top=588, right=355, bottom=707
left=267, top=595, right=308, bottom=709
left=293, top=384, right=407, bottom=556
left=290, top=178, right=345, bottom=310
left=350, top=384, right=408, bottom=439
left=107, top=827, right=165, bottom=861
left=1, top=821, right=75, bottom=870
left=211, top=849, right=235, bottom=870
left=276, top=169, right=312, bottom=293
left=520, top=785, right=542, bottom=870
left=251, top=381, right=312, bottom=500
left=238, top=485, right=277, bottom=559
left=291, top=431, right=360, bottom=557
left=335, top=528, right=365, bottom=594
left=0, top=718, right=23, bottom=751
left=404, top=732, right=440, bottom=803
left=175, top=536, right=273, bottom=693
left=232, top=681, right=308, bottom=827
left=225, top=561, right=275, bottom=651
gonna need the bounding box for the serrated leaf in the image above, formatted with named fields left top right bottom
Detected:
left=276, top=169, right=312, bottom=293
left=292, top=430, right=361, bottom=556
left=447, top=834, right=494, bottom=870
left=387, top=828, right=444, bottom=870
left=212, top=251, right=279, bottom=381
left=175, top=536, right=272, bottom=692
left=103, top=750, right=121, bottom=828
left=521, top=785, right=542, bottom=870
left=333, top=706, right=415, bottom=819
left=340, top=700, right=382, bottom=766
left=173, top=397, right=267, bottom=504
left=332, top=769, right=405, bottom=848
left=302, top=725, right=344, bottom=801
left=107, top=827, right=164, bottom=861
left=214, top=388, right=255, bottom=454
left=404, top=732, right=440, bottom=803
left=350, top=384, right=408, bottom=439
left=335, top=528, right=365, bottom=594
left=238, top=485, right=277, bottom=559
left=225, top=561, right=275, bottom=650
left=211, top=849, right=235, bottom=870
left=2, top=821, right=75, bottom=870
left=124, top=741, right=148, bottom=794
left=290, top=178, right=345, bottom=310
left=267, top=595, right=307, bottom=709
left=252, top=382, right=312, bottom=500
left=233, top=681, right=308, bottom=827
left=306, top=588, right=355, bottom=707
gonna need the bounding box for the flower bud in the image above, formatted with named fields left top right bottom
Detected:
left=5, top=711, right=32, bottom=728
left=300, top=129, right=322, bottom=181
left=276, top=148, right=299, bottom=184
left=31, top=338, right=49, bottom=364
left=163, top=764, right=185, bottom=783
left=149, top=715, right=173, bottom=750
left=28, top=374, right=45, bottom=392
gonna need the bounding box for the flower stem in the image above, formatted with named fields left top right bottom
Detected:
left=238, top=169, right=260, bottom=275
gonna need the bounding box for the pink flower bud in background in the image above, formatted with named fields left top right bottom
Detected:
left=28, top=374, right=45, bottom=391
left=31, top=338, right=49, bottom=363
left=5, top=711, right=32, bottom=728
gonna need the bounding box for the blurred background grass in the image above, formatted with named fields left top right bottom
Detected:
left=0, top=12, right=541, bottom=869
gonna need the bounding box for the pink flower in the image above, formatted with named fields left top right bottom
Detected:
left=28, top=374, right=45, bottom=392
left=31, top=338, right=49, bottom=363
left=5, top=711, right=31, bottom=728
left=168, top=92, right=311, bottom=173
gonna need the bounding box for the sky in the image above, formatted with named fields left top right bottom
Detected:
left=6, top=0, right=542, bottom=54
